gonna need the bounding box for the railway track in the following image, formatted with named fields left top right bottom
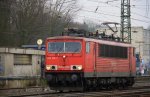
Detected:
left=135, top=76, right=150, bottom=81
left=1, top=85, right=150, bottom=97
left=1, top=76, right=150, bottom=97
left=0, top=86, right=53, bottom=97
left=27, top=86, right=150, bottom=97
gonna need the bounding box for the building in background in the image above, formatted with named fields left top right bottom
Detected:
left=143, top=29, right=150, bottom=70
left=0, top=48, right=45, bottom=77
left=0, top=47, right=45, bottom=88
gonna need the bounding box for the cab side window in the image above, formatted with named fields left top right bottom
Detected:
left=86, top=42, right=90, bottom=53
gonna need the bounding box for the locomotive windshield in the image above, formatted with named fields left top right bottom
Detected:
left=48, top=42, right=81, bottom=53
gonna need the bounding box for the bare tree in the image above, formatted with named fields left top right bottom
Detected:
left=0, top=0, right=12, bottom=46
left=10, top=0, right=48, bottom=46
left=46, top=0, right=80, bottom=36
left=0, top=0, right=80, bottom=47
left=0, top=0, right=11, bottom=32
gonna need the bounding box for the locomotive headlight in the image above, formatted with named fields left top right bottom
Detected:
left=46, top=65, right=51, bottom=70
left=71, top=65, right=82, bottom=70
left=50, top=65, right=57, bottom=70
left=46, top=65, right=57, bottom=70
left=77, top=65, right=82, bottom=70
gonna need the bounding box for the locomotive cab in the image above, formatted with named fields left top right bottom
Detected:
left=45, top=36, right=85, bottom=91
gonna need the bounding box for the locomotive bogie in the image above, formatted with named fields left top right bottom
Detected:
left=82, top=77, right=134, bottom=90
left=45, top=72, right=84, bottom=91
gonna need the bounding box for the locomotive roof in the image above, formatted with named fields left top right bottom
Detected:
left=47, top=36, right=133, bottom=47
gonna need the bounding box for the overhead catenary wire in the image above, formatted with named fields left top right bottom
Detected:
left=80, top=9, right=150, bottom=24
left=88, top=0, right=150, bottom=21
left=83, top=5, right=150, bottom=20
left=76, top=14, right=117, bottom=23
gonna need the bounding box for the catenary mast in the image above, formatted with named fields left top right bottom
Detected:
left=120, top=0, right=131, bottom=43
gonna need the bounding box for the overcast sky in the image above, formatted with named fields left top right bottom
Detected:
left=74, top=0, right=150, bottom=29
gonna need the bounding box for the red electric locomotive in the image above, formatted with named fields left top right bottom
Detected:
left=45, top=31, right=136, bottom=91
